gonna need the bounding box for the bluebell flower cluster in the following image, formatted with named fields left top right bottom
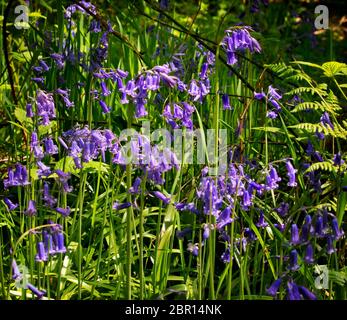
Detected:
left=221, top=27, right=261, bottom=66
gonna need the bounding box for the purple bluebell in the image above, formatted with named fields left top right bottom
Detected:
left=26, top=283, right=46, bottom=299
left=55, top=207, right=71, bottom=217
left=25, top=200, right=37, bottom=216
left=39, top=60, right=50, bottom=72
left=290, top=224, right=300, bottom=245
left=216, top=207, right=233, bottom=230
left=37, top=161, right=52, bottom=177
left=199, top=62, right=208, bottom=79
left=100, top=81, right=111, bottom=96
left=331, top=218, right=344, bottom=240
left=50, top=53, right=65, bottom=69
left=26, top=103, right=34, bottom=118
left=129, top=177, right=141, bottom=194
left=56, top=233, right=67, bottom=253
left=12, top=259, right=22, bottom=280
left=265, top=166, right=281, bottom=190
left=301, top=215, right=312, bottom=243
left=43, top=182, right=57, bottom=208
left=187, top=243, right=199, bottom=256
left=315, top=216, right=324, bottom=238
left=286, top=160, right=297, bottom=187
left=43, top=232, right=56, bottom=255
left=44, top=137, right=58, bottom=155
left=4, top=198, right=18, bottom=211
left=112, top=201, right=132, bottom=210
left=315, top=129, right=325, bottom=140
left=275, top=202, right=289, bottom=217
left=266, top=111, right=278, bottom=119
left=274, top=223, right=285, bottom=232
left=327, top=236, right=336, bottom=255
left=288, top=249, right=300, bottom=271
left=55, top=170, right=72, bottom=193
left=99, top=100, right=111, bottom=113
left=203, top=224, right=210, bottom=240
left=222, top=93, right=231, bottom=110
left=152, top=191, right=170, bottom=204
left=298, top=286, right=316, bottom=300
left=304, top=243, right=314, bottom=264
left=221, top=247, right=231, bottom=263
left=286, top=280, right=301, bottom=300
left=254, top=91, right=266, bottom=100
left=242, top=189, right=252, bottom=210
left=320, top=112, right=334, bottom=129
left=35, top=242, right=48, bottom=262
left=266, top=278, right=282, bottom=297
left=256, top=211, right=268, bottom=228
left=333, top=152, right=344, bottom=166
left=268, top=85, right=282, bottom=100
left=36, top=90, right=56, bottom=126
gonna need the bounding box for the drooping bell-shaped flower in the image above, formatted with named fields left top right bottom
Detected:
left=25, top=200, right=37, bottom=216
left=304, top=243, right=314, bottom=264
left=288, top=249, right=300, bottom=271
left=266, top=278, right=282, bottom=297
left=35, top=242, right=48, bottom=262
left=286, top=160, right=297, bottom=187
left=290, top=224, right=300, bottom=245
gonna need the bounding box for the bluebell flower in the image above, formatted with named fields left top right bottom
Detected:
left=55, top=232, right=67, bottom=254
left=327, top=236, right=336, bottom=255
left=290, top=224, right=300, bottom=245
left=266, top=278, right=282, bottom=297
left=203, top=224, right=210, bottom=240
left=55, top=207, right=71, bottom=217
left=44, top=137, right=58, bottom=155
left=254, top=91, right=266, bottom=100
left=222, top=93, right=231, bottom=110
left=26, top=103, right=34, bottom=118
left=35, top=242, right=48, bottom=262
left=216, top=207, right=233, bottom=230
left=25, top=200, right=37, bottom=216
left=113, top=201, right=132, bottom=210
left=315, top=216, right=324, bottom=238
left=26, top=283, right=46, bottom=299
left=187, top=243, right=199, bottom=256
left=4, top=198, right=18, bottom=211
left=304, top=243, right=314, bottom=264
left=256, top=211, right=268, bottom=228
left=129, top=177, right=141, bottom=194
left=266, top=111, right=278, bottom=119
left=298, top=286, right=317, bottom=300
left=286, top=160, right=297, bottom=187
left=288, top=249, right=300, bottom=271
left=275, top=202, right=289, bottom=217
left=265, top=166, right=281, bottom=191
left=12, top=259, right=22, bottom=280
left=36, top=90, right=56, bottom=126
left=42, top=182, right=57, bottom=208
left=221, top=247, right=231, bottom=263
left=331, top=218, right=344, bottom=240
left=301, top=215, right=312, bottom=243
left=152, top=191, right=170, bottom=204
left=315, top=129, right=325, bottom=140
left=333, top=152, right=344, bottom=166
left=320, top=112, right=334, bottom=129
left=286, top=280, right=301, bottom=300
left=99, top=100, right=111, bottom=114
